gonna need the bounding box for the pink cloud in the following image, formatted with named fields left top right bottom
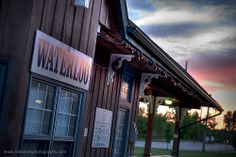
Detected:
left=179, top=52, right=236, bottom=93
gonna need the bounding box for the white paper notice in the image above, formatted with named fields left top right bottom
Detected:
left=92, top=107, right=113, bottom=148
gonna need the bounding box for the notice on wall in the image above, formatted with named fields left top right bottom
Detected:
left=121, top=81, right=129, bottom=100
left=92, top=107, right=113, bottom=148
left=31, top=30, right=93, bottom=90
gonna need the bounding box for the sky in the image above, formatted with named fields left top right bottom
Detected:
left=126, top=0, right=236, bottom=129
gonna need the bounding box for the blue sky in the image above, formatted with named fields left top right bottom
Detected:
left=126, top=0, right=236, bottom=128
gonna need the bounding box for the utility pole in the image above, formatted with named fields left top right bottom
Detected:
left=185, top=60, right=188, bottom=71
left=202, top=107, right=210, bottom=152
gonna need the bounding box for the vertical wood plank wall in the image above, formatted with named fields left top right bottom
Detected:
left=0, top=0, right=140, bottom=156
left=82, top=46, right=140, bottom=157
left=0, top=0, right=37, bottom=154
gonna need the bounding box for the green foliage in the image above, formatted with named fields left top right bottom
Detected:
left=153, top=114, right=168, bottom=139
left=136, top=109, right=220, bottom=142
left=165, top=123, right=172, bottom=143
left=136, top=115, right=147, bottom=138
left=223, top=110, right=236, bottom=131
left=136, top=112, right=174, bottom=140
left=165, top=122, right=173, bottom=150
left=180, top=111, right=206, bottom=141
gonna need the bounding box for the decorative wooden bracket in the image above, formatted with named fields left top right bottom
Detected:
left=106, top=54, right=134, bottom=85
left=139, top=73, right=160, bottom=97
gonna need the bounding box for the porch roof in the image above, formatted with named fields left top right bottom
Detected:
left=97, top=0, right=223, bottom=112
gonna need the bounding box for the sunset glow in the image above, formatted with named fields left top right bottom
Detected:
left=128, top=0, right=236, bottom=129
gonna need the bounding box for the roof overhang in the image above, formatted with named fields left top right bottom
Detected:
left=99, top=0, right=223, bottom=112
left=126, top=22, right=223, bottom=111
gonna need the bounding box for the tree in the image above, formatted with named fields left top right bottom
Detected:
left=207, top=115, right=217, bottom=130
left=233, top=111, right=236, bottom=130
left=153, top=114, right=168, bottom=139
left=138, top=107, right=146, bottom=117
left=137, top=108, right=147, bottom=138
left=165, top=123, right=173, bottom=150
left=180, top=111, right=206, bottom=141
left=223, top=110, right=236, bottom=131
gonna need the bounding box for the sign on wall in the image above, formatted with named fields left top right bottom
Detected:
left=92, top=107, right=113, bottom=148
left=31, top=30, right=93, bottom=90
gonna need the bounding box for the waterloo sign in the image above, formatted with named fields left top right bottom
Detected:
left=31, top=30, right=93, bottom=90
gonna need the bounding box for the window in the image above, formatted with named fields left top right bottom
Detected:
left=0, top=61, right=11, bottom=142
left=120, top=73, right=133, bottom=102
left=112, top=109, right=129, bottom=157
left=113, top=67, right=134, bottom=157
left=21, top=80, right=83, bottom=157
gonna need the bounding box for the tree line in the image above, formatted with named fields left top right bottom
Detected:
left=136, top=108, right=236, bottom=148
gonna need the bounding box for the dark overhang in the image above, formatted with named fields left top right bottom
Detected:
left=116, top=0, right=223, bottom=112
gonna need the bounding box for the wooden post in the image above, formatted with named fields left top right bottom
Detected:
left=143, top=110, right=155, bottom=157
left=143, top=89, right=155, bottom=157
left=171, top=107, right=182, bottom=157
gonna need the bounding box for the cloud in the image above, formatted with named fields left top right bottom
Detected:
left=185, top=52, right=236, bottom=93
left=140, top=23, right=206, bottom=38
left=126, top=0, right=155, bottom=11
left=129, top=0, right=236, bottom=25
left=201, top=80, right=223, bottom=88
left=150, top=25, right=236, bottom=61
left=212, top=89, right=236, bottom=111
left=134, top=8, right=221, bottom=26
left=126, top=0, right=236, bottom=128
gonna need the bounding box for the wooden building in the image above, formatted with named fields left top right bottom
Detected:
left=0, top=0, right=223, bottom=157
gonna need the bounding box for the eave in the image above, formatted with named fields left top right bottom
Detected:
left=126, top=21, right=223, bottom=112
left=115, top=0, right=223, bottom=112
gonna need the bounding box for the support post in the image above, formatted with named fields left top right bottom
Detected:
left=143, top=110, right=155, bottom=157
left=171, top=107, right=182, bottom=157
left=143, top=89, right=156, bottom=157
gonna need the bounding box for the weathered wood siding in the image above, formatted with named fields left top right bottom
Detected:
left=0, top=0, right=37, bottom=155
left=82, top=55, right=122, bottom=156
left=0, top=0, right=139, bottom=156
left=99, top=0, right=119, bottom=31
left=80, top=46, right=140, bottom=157
left=0, top=0, right=113, bottom=155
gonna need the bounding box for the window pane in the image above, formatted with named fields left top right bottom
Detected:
left=55, top=89, right=79, bottom=137
left=51, top=142, right=73, bottom=157
left=68, top=116, right=76, bottom=136
left=42, top=111, right=51, bottom=134
left=120, top=75, right=133, bottom=102
left=21, top=140, right=49, bottom=157
left=113, top=110, right=129, bottom=157
left=24, top=81, right=55, bottom=135
left=28, top=81, right=38, bottom=108
left=25, top=108, right=34, bottom=133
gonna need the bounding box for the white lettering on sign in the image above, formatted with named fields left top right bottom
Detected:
left=31, top=30, right=93, bottom=90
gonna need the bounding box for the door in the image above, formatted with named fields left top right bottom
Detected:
left=112, top=108, right=129, bottom=157
left=112, top=66, right=134, bottom=157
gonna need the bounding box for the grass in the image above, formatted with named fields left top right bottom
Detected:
left=135, top=147, right=236, bottom=157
